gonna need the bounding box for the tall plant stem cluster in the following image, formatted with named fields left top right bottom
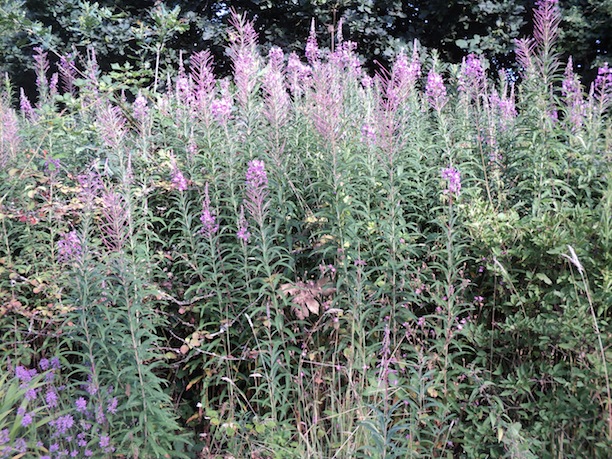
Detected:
left=1, top=1, right=611, bottom=457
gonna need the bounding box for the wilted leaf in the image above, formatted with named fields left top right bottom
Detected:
left=280, top=275, right=336, bottom=319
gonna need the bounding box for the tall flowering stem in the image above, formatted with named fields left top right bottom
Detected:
left=0, top=96, right=20, bottom=165
left=200, top=182, right=220, bottom=238
left=562, top=57, right=585, bottom=131
left=227, top=10, right=261, bottom=122
left=426, top=69, right=448, bottom=112
left=589, top=63, right=612, bottom=116
left=441, top=167, right=461, bottom=199
left=263, top=47, right=291, bottom=162
left=58, top=52, right=78, bottom=96
left=33, top=47, right=50, bottom=103
left=244, top=159, right=270, bottom=229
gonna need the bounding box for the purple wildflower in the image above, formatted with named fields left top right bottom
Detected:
left=305, top=19, right=319, bottom=65
left=39, top=358, right=50, bottom=371
left=589, top=62, right=612, bottom=113
left=52, top=414, right=74, bottom=435
left=426, top=69, right=447, bottom=111
left=211, top=80, right=233, bottom=124
left=80, top=420, right=92, bottom=431
left=228, top=11, right=260, bottom=112
left=593, top=63, right=612, bottom=92
left=441, top=167, right=461, bottom=197
left=49, top=73, right=59, bottom=98
left=84, top=450, right=93, bottom=457
left=190, top=50, right=216, bottom=104
left=514, top=38, right=536, bottom=77
left=100, top=191, right=128, bottom=252
left=386, top=46, right=420, bottom=108
left=562, top=57, right=584, bottom=130
left=77, top=171, right=103, bottom=211
left=169, top=155, right=188, bottom=191
left=97, top=104, right=126, bottom=150
left=175, top=75, right=192, bottom=106
left=46, top=389, right=58, bottom=408
left=75, top=397, right=88, bottom=413
left=50, top=357, right=61, bottom=370
left=132, top=93, right=149, bottom=125
left=99, top=434, right=110, bottom=448
left=107, top=397, right=118, bottom=414
left=236, top=205, right=250, bottom=243
left=14, top=438, right=27, bottom=453
left=361, top=123, right=376, bottom=144
left=19, top=88, right=36, bottom=121
left=268, top=46, right=284, bottom=68
left=95, top=405, right=106, bottom=424
left=15, top=365, right=37, bottom=383
left=25, top=387, right=37, bottom=401
left=263, top=47, right=290, bottom=134
left=57, top=230, right=82, bottom=263
left=395, top=48, right=420, bottom=87
left=0, top=101, right=21, bottom=165
left=533, top=0, right=561, bottom=50
left=286, top=52, right=312, bottom=97
left=244, top=159, right=270, bottom=225
left=20, top=411, right=33, bottom=427
left=329, top=41, right=361, bottom=76
left=58, top=53, right=77, bottom=95
left=458, top=54, right=485, bottom=95
left=33, top=47, right=50, bottom=97
left=246, top=159, right=268, bottom=191
left=200, top=183, right=219, bottom=237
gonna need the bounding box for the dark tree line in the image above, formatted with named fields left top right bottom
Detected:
left=1, top=0, right=610, bottom=93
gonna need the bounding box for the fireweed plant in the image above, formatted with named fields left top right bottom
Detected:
left=1, top=1, right=611, bottom=457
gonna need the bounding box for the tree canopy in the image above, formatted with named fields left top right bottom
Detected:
left=1, top=0, right=610, bottom=92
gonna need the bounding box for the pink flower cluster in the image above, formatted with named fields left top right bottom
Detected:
left=426, top=70, right=447, bottom=111
left=441, top=167, right=461, bottom=197
left=200, top=183, right=219, bottom=237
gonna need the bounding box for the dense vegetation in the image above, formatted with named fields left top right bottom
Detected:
left=1, top=0, right=611, bottom=457
left=1, top=0, right=611, bottom=91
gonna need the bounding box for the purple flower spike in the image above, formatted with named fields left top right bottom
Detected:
left=20, top=88, right=36, bottom=121
left=46, top=389, right=58, bottom=408
left=107, top=396, right=118, bottom=414
left=75, top=397, right=88, bottom=413
left=169, top=155, right=188, bottom=191
left=246, top=159, right=268, bottom=191
left=133, top=93, right=149, bottom=125
left=459, top=54, right=485, bottom=96
left=305, top=19, right=319, bottom=65
left=236, top=205, right=250, bottom=243
left=20, top=411, right=34, bottom=427
left=244, top=160, right=270, bottom=225
left=57, top=230, right=82, bottom=263
left=533, top=0, right=561, bottom=49
left=426, top=69, right=447, bottom=111
left=15, top=365, right=37, bottom=383
left=441, top=167, right=461, bottom=197
left=200, top=183, right=219, bottom=237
